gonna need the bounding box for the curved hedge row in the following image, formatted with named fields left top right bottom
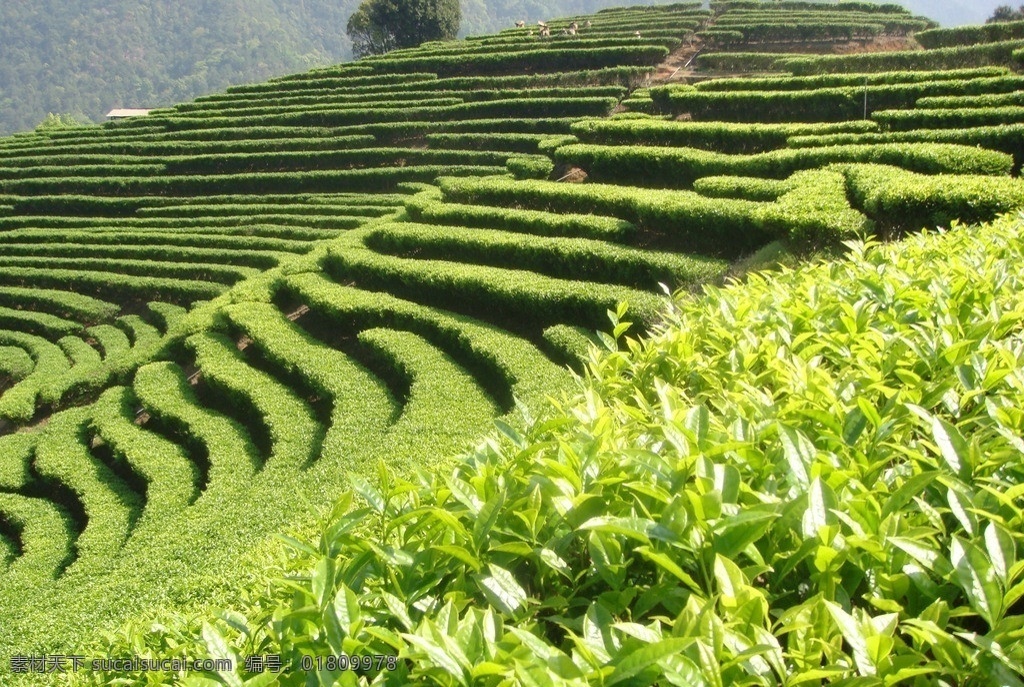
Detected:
left=572, top=119, right=879, bottom=153
left=224, top=72, right=438, bottom=95
left=0, top=165, right=510, bottom=196
left=361, top=46, right=670, bottom=77
left=692, top=175, right=795, bottom=201
left=281, top=271, right=569, bottom=413
left=0, top=287, right=118, bottom=322
left=436, top=171, right=867, bottom=254
left=916, top=90, right=1024, bottom=109
left=405, top=193, right=635, bottom=241
left=0, top=267, right=225, bottom=308
left=132, top=360, right=259, bottom=489
left=92, top=386, right=198, bottom=517
left=221, top=301, right=394, bottom=465
left=555, top=142, right=1013, bottom=187
left=916, top=20, right=1024, bottom=49
left=0, top=306, right=82, bottom=338
left=652, top=77, right=1024, bottom=122
left=0, top=256, right=256, bottom=285
left=324, top=239, right=665, bottom=332
left=145, top=97, right=620, bottom=130
left=0, top=242, right=287, bottom=271
left=0, top=135, right=381, bottom=161
left=0, top=346, right=34, bottom=381
left=703, top=21, right=889, bottom=44
left=692, top=66, right=1009, bottom=91
left=712, top=0, right=909, bottom=12
left=787, top=125, right=1024, bottom=170
left=33, top=408, right=141, bottom=576
left=781, top=39, right=1024, bottom=74
left=362, top=222, right=726, bottom=289
left=185, top=332, right=319, bottom=471
left=873, top=106, right=1024, bottom=130
left=843, top=163, right=1024, bottom=232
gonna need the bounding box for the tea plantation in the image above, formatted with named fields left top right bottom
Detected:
left=0, top=1, right=1023, bottom=684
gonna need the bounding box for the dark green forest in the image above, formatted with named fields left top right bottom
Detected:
left=0, top=0, right=672, bottom=135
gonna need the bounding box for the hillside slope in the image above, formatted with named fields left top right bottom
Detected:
left=0, top=0, right=682, bottom=135
left=84, top=210, right=1024, bottom=685
left=0, top=0, right=1023, bottom=682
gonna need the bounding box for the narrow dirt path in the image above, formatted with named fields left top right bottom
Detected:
left=650, top=40, right=705, bottom=84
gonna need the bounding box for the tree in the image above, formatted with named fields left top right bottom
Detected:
left=988, top=4, right=1024, bottom=23
left=35, top=112, right=89, bottom=130
left=346, top=0, right=459, bottom=58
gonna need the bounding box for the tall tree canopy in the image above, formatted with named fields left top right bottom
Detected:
left=989, top=4, right=1024, bottom=22
left=346, top=0, right=460, bottom=58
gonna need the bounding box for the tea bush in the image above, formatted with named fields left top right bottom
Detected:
left=86, top=213, right=1024, bottom=685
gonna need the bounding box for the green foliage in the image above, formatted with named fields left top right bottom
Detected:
left=696, top=28, right=746, bottom=47
left=34, top=113, right=89, bottom=131
left=757, top=168, right=869, bottom=247
left=917, top=90, right=1024, bottom=109
left=917, top=20, right=1024, bottom=48
left=505, top=155, right=554, bottom=180
left=0, top=287, right=118, bottom=323
left=0, top=165, right=508, bottom=196
left=572, top=118, right=878, bottom=153
left=787, top=125, right=1024, bottom=171
left=990, top=5, right=1024, bottom=23
left=186, top=331, right=320, bottom=470
left=781, top=39, right=1024, bottom=74
left=0, top=332, right=71, bottom=421
left=0, top=307, right=82, bottom=339
left=34, top=408, right=142, bottom=573
left=404, top=192, right=636, bottom=241
left=90, top=214, right=1024, bottom=685
left=652, top=76, right=1024, bottom=122
left=363, top=222, right=727, bottom=289
left=693, top=66, right=1010, bottom=92
left=556, top=141, right=1014, bottom=187
left=0, top=265, right=224, bottom=310
left=712, top=20, right=892, bottom=44
left=712, top=0, right=912, bottom=13
left=9, top=1, right=1024, bottom=680
left=0, top=255, right=255, bottom=285
left=438, top=174, right=773, bottom=256
left=356, top=45, right=670, bottom=77
left=425, top=132, right=558, bottom=153
left=322, top=235, right=666, bottom=331
left=693, top=175, right=794, bottom=201
left=842, top=163, right=1024, bottom=233
left=541, top=323, right=599, bottom=368
left=282, top=271, right=570, bottom=415
left=0, top=490, right=74, bottom=583
left=92, top=386, right=197, bottom=518
left=873, top=105, right=1024, bottom=130
left=438, top=171, right=868, bottom=254
left=0, top=346, right=33, bottom=381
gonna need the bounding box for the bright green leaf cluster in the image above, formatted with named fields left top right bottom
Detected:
left=95, top=212, right=1024, bottom=686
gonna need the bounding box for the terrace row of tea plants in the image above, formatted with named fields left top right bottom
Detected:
left=0, top=0, right=1022, bottom=683
left=0, top=2, right=721, bottom=669
left=82, top=206, right=1024, bottom=687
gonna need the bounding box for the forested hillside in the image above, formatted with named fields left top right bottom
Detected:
left=0, top=0, right=674, bottom=135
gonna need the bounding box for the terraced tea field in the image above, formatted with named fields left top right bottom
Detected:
left=1, top=0, right=1024, bottom=683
